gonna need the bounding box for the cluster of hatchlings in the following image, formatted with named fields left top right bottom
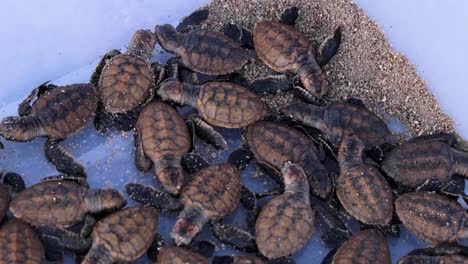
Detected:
left=0, top=6, right=467, bottom=264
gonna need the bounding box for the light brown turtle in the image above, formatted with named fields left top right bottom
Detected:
left=90, top=29, right=160, bottom=132
left=9, top=180, right=126, bottom=243
left=135, top=101, right=191, bottom=194
left=171, top=163, right=241, bottom=245
left=336, top=135, right=394, bottom=226
left=158, top=79, right=267, bottom=128
left=395, top=192, right=468, bottom=244
left=82, top=205, right=158, bottom=264
left=0, top=219, right=45, bottom=264
left=245, top=121, right=330, bottom=198
left=330, top=229, right=391, bottom=264
left=281, top=101, right=394, bottom=149
left=250, top=7, right=341, bottom=99
left=156, top=246, right=209, bottom=264
left=0, top=82, right=98, bottom=177
left=255, top=162, right=314, bottom=259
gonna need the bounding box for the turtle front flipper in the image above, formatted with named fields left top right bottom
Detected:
left=249, top=75, right=292, bottom=95
left=211, top=219, right=257, bottom=253
left=228, top=145, right=254, bottom=171
left=301, top=153, right=331, bottom=199
left=44, top=138, right=87, bottom=179
left=223, top=23, right=254, bottom=49
left=279, top=6, right=299, bottom=26
left=90, top=49, right=121, bottom=88
left=316, top=27, right=342, bottom=67
left=187, top=113, right=227, bottom=151
left=134, top=127, right=152, bottom=172
left=176, top=9, right=210, bottom=33
left=125, top=183, right=183, bottom=212
left=18, top=81, right=56, bottom=116
left=3, top=172, right=25, bottom=193
left=181, top=153, right=209, bottom=175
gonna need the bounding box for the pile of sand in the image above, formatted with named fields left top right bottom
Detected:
left=202, top=0, right=457, bottom=142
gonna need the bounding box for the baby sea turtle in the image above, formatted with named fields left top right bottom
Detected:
left=337, top=135, right=393, bottom=226
left=281, top=101, right=394, bottom=149
left=323, top=229, right=391, bottom=264
left=0, top=82, right=98, bottom=177
left=256, top=162, right=314, bottom=259
left=245, top=121, right=330, bottom=198
left=398, top=244, right=468, bottom=264
left=155, top=17, right=252, bottom=75
left=247, top=7, right=341, bottom=99
left=382, top=134, right=468, bottom=196
left=82, top=205, right=158, bottom=264
left=135, top=101, right=191, bottom=194
left=90, top=29, right=159, bottom=132
left=9, top=180, right=126, bottom=247
left=0, top=219, right=45, bottom=264
left=395, top=192, right=468, bottom=244
left=156, top=246, right=209, bottom=264
left=127, top=163, right=242, bottom=245
left=158, top=78, right=267, bottom=128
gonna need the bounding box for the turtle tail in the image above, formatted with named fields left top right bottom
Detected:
left=0, top=115, right=45, bottom=142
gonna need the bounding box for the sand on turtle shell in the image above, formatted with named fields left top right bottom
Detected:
left=197, top=0, right=463, bottom=146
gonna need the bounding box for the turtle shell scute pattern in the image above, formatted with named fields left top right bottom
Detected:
left=255, top=193, right=314, bottom=259
left=395, top=192, right=467, bottom=243
left=0, top=220, right=45, bottom=264
left=180, top=30, right=249, bottom=75
left=157, top=246, right=209, bottom=264
left=31, top=83, right=98, bottom=139
left=98, top=54, right=154, bottom=114
left=91, top=205, right=158, bottom=262
left=183, top=163, right=241, bottom=218
left=137, top=101, right=191, bottom=160
left=196, top=82, right=267, bottom=128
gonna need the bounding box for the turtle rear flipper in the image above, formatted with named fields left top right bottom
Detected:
left=94, top=105, right=141, bottom=133
left=223, top=23, right=254, bottom=49
left=44, top=138, right=87, bottom=179
left=187, top=113, right=227, bottom=151
left=317, top=27, right=342, bottom=67
left=176, top=9, right=210, bottom=33
left=181, top=152, right=209, bottom=175
left=228, top=146, right=254, bottom=171
left=279, top=6, right=299, bottom=26
left=125, top=183, right=183, bottom=212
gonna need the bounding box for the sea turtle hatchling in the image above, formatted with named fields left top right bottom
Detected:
left=126, top=163, right=242, bottom=246
left=322, top=229, right=391, bottom=264
left=0, top=219, right=45, bottom=264
left=158, top=78, right=267, bottom=128
left=244, top=121, right=331, bottom=198
left=398, top=244, right=468, bottom=264
left=0, top=82, right=98, bottom=177
left=90, top=29, right=159, bottom=132
left=281, top=101, right=395, bottom=149
left=81, top=205, right=158, bottom=264
left=9, top=179, right=126, bottom=253
left=135, top=101, right=191, bottom=195
left=336, top=135, right=394, bottom=226
left=255, top=162, right=314, bottom=259
left=156, top=246, right=209, bottom=264
left=395, top=192, right=468, bottom=244
left=382, top=134, right=468, bottom=196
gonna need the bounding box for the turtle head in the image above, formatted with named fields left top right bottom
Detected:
left=338, top=133, right=365, bottom=167
left=0, top=116, right=45, bottom=142
left=127, top=29, right=157, bottom=59
left=298, top=70, right=328, bottom=99
left=282, top=162, right=310, bottom=202
left=158, top=78, right=192, bottom=105
left=155, top=24, right=183, bottom=54
left=85, top=189, right=127, bottom=214
left=156, top=166, right=185, bottom=195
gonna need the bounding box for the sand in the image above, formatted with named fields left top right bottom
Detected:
left=201, top=0, right=458, bottom=143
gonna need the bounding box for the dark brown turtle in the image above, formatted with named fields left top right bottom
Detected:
left=213, top=256, right=266, bottom=264
left=90, top=29, right=160, bottom=132
left=158, top=79, right=267, bottom=128
left=398, top=254, right=467, bottom=264
left=395, top=192, right=468, bottom=244
left=156, top=246, right=209, bottom=264
left=255, top=162, right=314, bottom=259
left=135, top=101, right=191, bottom=194
left=154, top=19, right=251, bottom=75
left=0, top=82, right=98, bottom=177
left=245, top=121, right=330, bottom=198
left=397, top=244, right=468, bottom=264
left=0, top=219, right=45, bottom=264
left=382, top=134, right=468, bottom=194
left=172, top=163, right=241, bottom=245
left=82, top=205, right=158, bottom=264
left=9, top=180, right=126, bottom=244
left=250, top=7, right=341, bottom=99
left=281, top=101, right=394, bottom=149
left=326, top=229, right=391, bottom=264
left=337, top=135, right=394, bottom=226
